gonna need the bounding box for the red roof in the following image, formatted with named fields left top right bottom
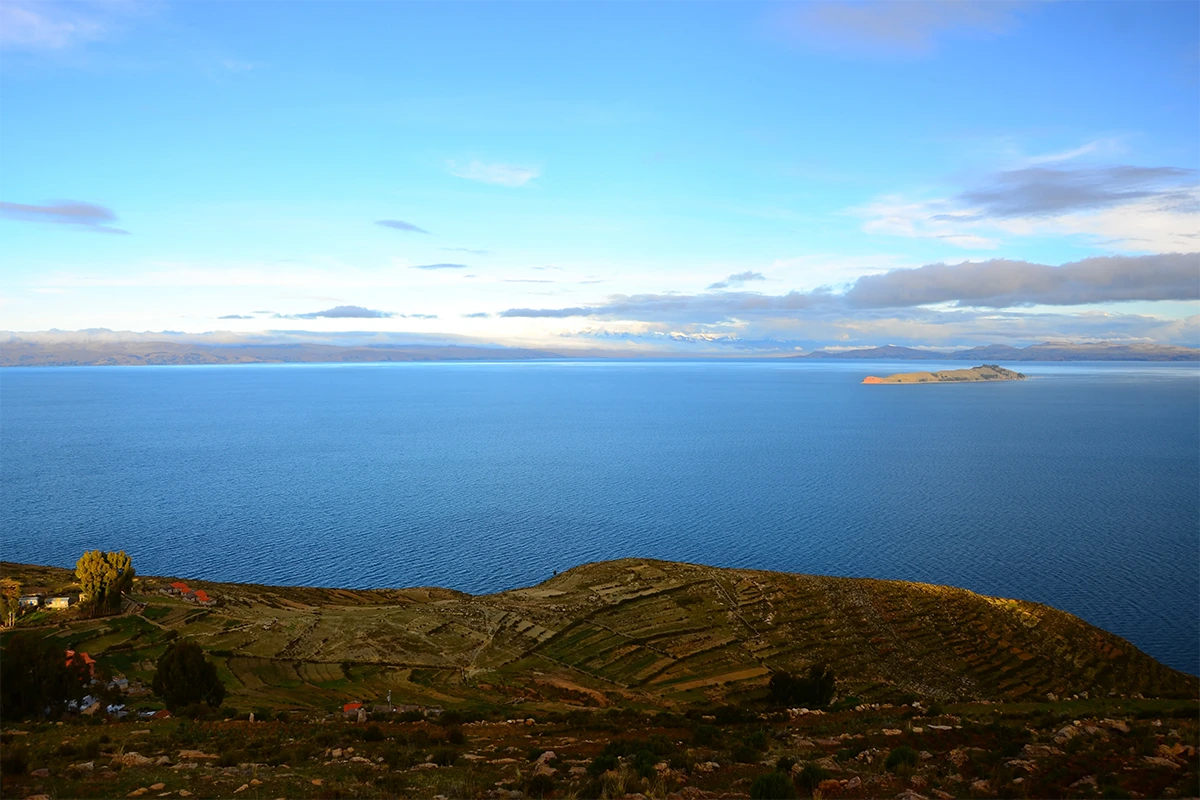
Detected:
left=194, top=590, right=211, bottom=602
left=152, top=709, right=172, bottom=719
left=343, top=702, right=363, bottom=712
left=170, top=582, right=190, bottom=591
left=66, top=649, right=97, bottom=674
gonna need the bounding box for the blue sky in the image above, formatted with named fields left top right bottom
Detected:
left=1, top=1, right=1197, bottom=352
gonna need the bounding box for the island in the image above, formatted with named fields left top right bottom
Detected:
left=863, top=364, right=1026, bottom=384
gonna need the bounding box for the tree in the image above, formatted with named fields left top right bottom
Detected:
left=0, top=632, right=91, bottom=719
left=1, top=578, right=21, bottom=627
left=75, top=550, right=135, bottom=616
left=151, top=640, right=225, bottom=711
left=767, top=664, right=836, bottom=708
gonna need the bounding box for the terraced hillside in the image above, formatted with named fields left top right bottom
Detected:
left=2, top=559, right=1194, bottom=713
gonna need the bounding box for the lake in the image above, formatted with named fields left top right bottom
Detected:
left=2, top=360, right=1197, bottom=675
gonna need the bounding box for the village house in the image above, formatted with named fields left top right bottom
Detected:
left=46, top=594, right=78, bottom=609
left=161, top=581, right=191, bottom=596
left=18, top=594, right=43, bottom=608
left=66, top=649, right=97, bottom=677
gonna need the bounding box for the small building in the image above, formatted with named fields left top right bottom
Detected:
left=66, top=649, right=97, bottom=676
left=343, top=702, right=363, bottom=714
left=151, top=709, right=172, bottom=720
left=192, top=589, right=217, bottom=606
left=164, top=581, right=191, bottom=596
left=46, top=594, right=77, bottom=610
left=18, top=594, right=43, bottom=608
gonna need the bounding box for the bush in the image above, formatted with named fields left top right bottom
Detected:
left=775, top=756, right=796, bottom=773
left=362, top=724, right=384, bottom=742
left=750, top=771, right=798, bottom=799
left=0, top=632, right=90, bottom=719
left=767, top=665, right=836, bottom=709
left=693, top=724, right=722, bottom=747
left=151, top=641, right=225, bottom=711
left=0, top=746, right=28, bottom=776
left=731, top=745, right=761, bottom=764
left=524, top=772, right=556, bottom=798
left=796, top=763, right=830, bottom=792
left=446, top=726, right=466, bottom=745
left=587, top=753, right=618, bottom=776
left=429, top=748, right=459, bottom=767
left=885, top=745, right=919, bottom=772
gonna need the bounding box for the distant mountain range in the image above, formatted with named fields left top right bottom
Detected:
left=796, top=341, right=1200, bottom=361
left=0, top=337, right=561, bottom=367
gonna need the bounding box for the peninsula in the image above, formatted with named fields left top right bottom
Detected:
left=1, top=558, right=1196, bottom=800
left=863, top=364, right=1026, bottom=384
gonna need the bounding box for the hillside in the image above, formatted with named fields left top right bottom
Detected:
left=798, top=341, right=1200, bottom=361
left=862, top=366, right=1026, bottom=385
left=3, top=558, right=1192, bottom=713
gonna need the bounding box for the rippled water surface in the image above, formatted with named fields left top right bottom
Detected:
left=2, top=360, right=1197, bottom=674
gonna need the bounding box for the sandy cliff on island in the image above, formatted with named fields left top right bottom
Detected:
left=863, top=364, right=1026, bottom=384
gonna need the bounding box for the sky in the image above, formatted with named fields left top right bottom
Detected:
left=1, top=0, right=1198, bottom=353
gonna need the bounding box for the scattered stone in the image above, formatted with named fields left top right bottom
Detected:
left=115, top=753, right=155, bottom=767
left=1069, top=776, right=1097, bottom=790
left=351, top=756, right=372, bottom=764
left=177, top=750, right=218, bottom=760
left=234, top=784, right=249, bottom=793
left=969, top=779, right=991, bottom=794
left=414, top=762, right=439, bottom=770
left=179, top=792, right=193, bottom=798
left=463, top=754, right=487, bottom=762
left=919, top=751, right=934, bottom=761
left=931, top=791, right=955, bottom=800
left=24, top=796, right=51, bottom=800
left=1142, top=756, right=1181, bottom=769
left=535, top=750, right=557, bottom=765
left=696, top=762, right=720, bottom=773
left=927, top=725, right=953, bottom=731
left=128, top=790, right=148, bottom=798
left=310, top=779, right=324, bottom=786
left=910, top=775, right=927, bottom=788
left=250, top=779, right=262, bottom=786
left=30, top=768, right=49, bottom=778
left=845, top=776, right=862, bottom=790
left=894, top=791, right=929, bottom=800
left=70, top=761, right=95, bottom=772
left=1021, top=744, right=1062, bottom=759
left=910, top=726, right=924, bottom=734
left=1004, top=759, right=1037, bottom=773
left=149, top=784, right=165, bottom=791
left=1053, top=725, right=1079, bottom=744
left=1103, top=719, right=1130, bottom=733
left=172, top=763, right=199, bottom=771
left=569, top=766, right=587, bottom=776
left=331, top=748, right=342, bottom=758
left=533, top=764, right=557, bottom=778
left=882, top=728, right=903, bottom=736
left=155, top=756, right=172, bottom=766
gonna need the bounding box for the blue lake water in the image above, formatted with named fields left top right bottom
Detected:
left=1, top=360, right=1197, bottom=675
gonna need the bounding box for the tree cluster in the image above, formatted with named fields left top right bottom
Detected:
left=0, top=632, right=91, bottom=719
left=767, top=664, right=836, bottom=708
left=76, top=550, right=135, bottom=616
left=151, top=640, right=225, bottom=711
left=1, top=578, right=20, bottom=626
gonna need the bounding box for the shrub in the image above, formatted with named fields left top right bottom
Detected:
left=775, top=756, right=796, bottom=773
left=731, top=744, right=761, bottom=764
left=750, top=771, right=798, bottom=799
left=587, top=753, right=618, bottom=776
left=884, top=745, right=919, bottom=772
left=446, top=726, right=466, bottom=745
left=0, top=746, right=28, bottom=776
left=524, top=772, right=556, bottom=798
left=429, top=748, right=459, bottom=767
left=362, top=724, right=384, bottom=742
left=767, top=665, right=836, bottom=709
left=528, top=747, right=548, bottom=762
left=152, top=641, right=225, bottom=711
left=796, top=763, right=830, bottom=792
left=693, top=725, right=722, bottom=747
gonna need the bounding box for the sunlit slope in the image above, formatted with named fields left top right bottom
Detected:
left=189, top=559, right=1200, bottom=704
left=4, top=559, right=1194, bottom=709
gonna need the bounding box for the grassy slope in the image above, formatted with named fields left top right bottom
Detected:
left=3, top=558, right=1194, bottom=716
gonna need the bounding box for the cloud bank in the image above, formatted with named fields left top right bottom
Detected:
left=376, top=219, right=429, bottom=234
left=0, top=200, right=130, bottom=234
left=503, top=254, right=1198, bottom=322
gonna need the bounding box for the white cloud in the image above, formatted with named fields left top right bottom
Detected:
left=0, top=1, right=109, bottom=51
left=447, top=160, right=540, bottom=187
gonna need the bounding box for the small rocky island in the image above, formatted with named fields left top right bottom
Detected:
left=863, top=364, right=1026, bottom=384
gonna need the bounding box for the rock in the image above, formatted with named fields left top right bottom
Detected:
left=931, top=791, right=955, bottom=800
left=569, top=766, right=588, bottom=776
left=845, top=776, right=862, bottom=790
left=969, top=779, right=991, bottom=794
left=179, top=792, right=193, bottom=798
left=1103, top=719, right=1130, bottom=733
left=172, top=763, right=198, bottom=771
left=155, top=756, right=172, bottom=766
left=919, top=751, right=933, bottom=761
left=128, top=790, right=148, bottom=798
left=927, top=724, right=952, bottom=731
left=177, top=750, right=218, bottom=760
left=1046, top=693, right=1058, bottom=702
left=948, top=749, right=970, bottom=767
left=30, top=768, right=49, bottom=777
left=1021, top=744, right=1062, bottom=759
left=533, top=764, right=557, bottom=777
left=490, top=758, right=519, bottom=764
left=414, top=762, right=439, bottom=769
left=910, top=775, right=927, bottom=788
left=331, top=748, right=342, bottom=758
left=1069, top=776, right=1097, bottom=789
left=894, top=792, right=929, bottom=800
left=311, top=779, right=324, bottom=786
left=463, top=754, right=486, bottom=762
left=24, top=796, right=51, bottom=800
left=250, top=779, right=262, bottom=786
left=1004, top=759, right=1037, bottom=773
left=535, top=750, right=557, bottom=765
left=882, top=729, right=903, bottom=736
left=71, top=761, right=95, bottom=772
left=351, top=756, right=372, bottom=764
left=115, top=753, right=155, bottom=768
left=233, top=784, right=249, bottom=794
left=1143, top=756, right=1181, bottom=769
left=696, top=762, right=720, bottom=773
left=149, top=784, right=165, bottom=791
left=1053, top=725, right=1079, bottom=744
left=910, top=726, right=924, bottom=734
